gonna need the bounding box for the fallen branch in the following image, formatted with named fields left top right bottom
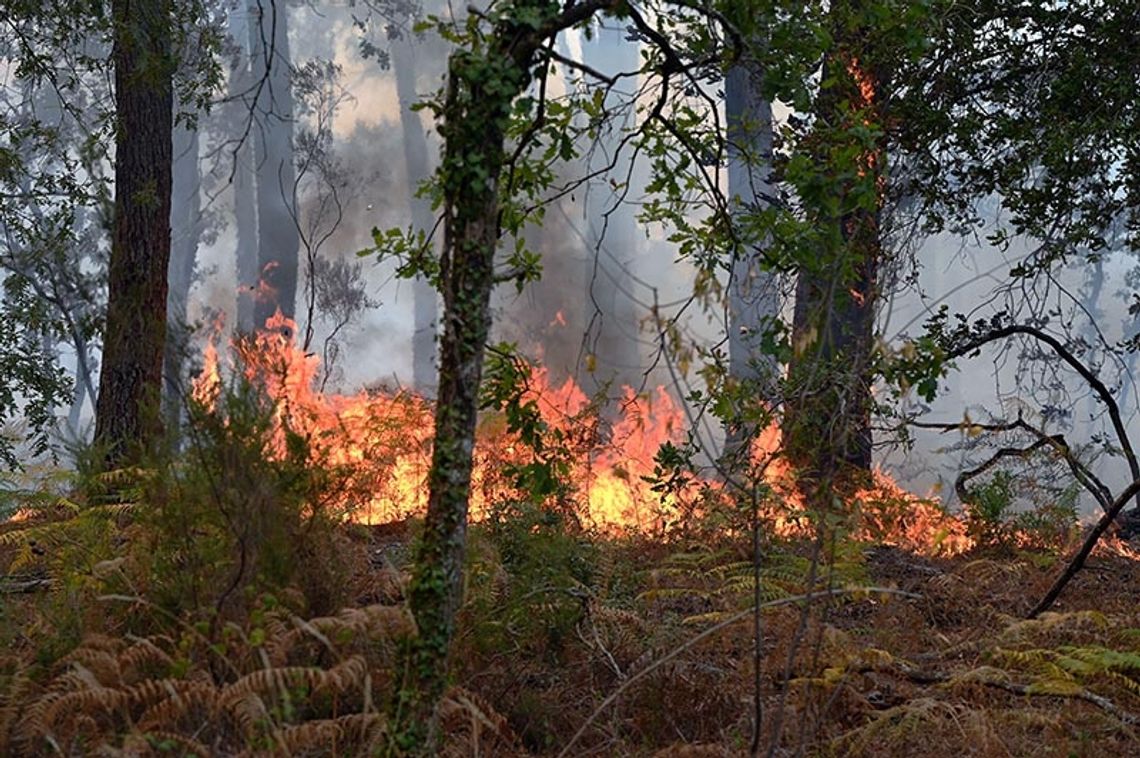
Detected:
left=890, top=661, right=1139, bottom=726
left=0, top=575, right=51, bottom=593
left=1030, top=477, right=1140, bottom=618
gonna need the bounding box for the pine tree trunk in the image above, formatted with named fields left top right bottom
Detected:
left=581, top=24, right=641, bottom=389
left=250, top=0, right=299, bottom=330
left=94, top=0, right=173, bottom=465
left=231, top=9, right=259, bottom=334
left=164, top=122, right=201, bottom=426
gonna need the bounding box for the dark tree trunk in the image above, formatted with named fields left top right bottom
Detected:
left=392, top=29, right=439, bottom=392
left=249, top=0, right=299, bottom=330
left=784, top=4, right=883, bottom=491
left=95, top=0, right=174, bottom=465
left=231, top=7, right=259, bottom=334
left=163, top=122, right=201, bottom=425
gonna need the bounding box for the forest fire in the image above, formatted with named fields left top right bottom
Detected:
left=194, top=315, right=978, bottom=555
left=193, top=314, right=694, bottom=529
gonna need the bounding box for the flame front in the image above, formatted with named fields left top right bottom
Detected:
left=193, top=316, right=692, bottom=530
left=192, top=315, right=982, bottom=555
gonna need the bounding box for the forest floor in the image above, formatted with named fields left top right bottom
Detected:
left=4, top=506, right=1140, bottom=756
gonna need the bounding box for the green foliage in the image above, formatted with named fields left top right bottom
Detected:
left=479, top=345, right=586, bottom=502
left=130, top=376, right=353, bottom=623
left=464, top=500, right=597, bottom=661
left=963, top=471, right=1079, bottom=552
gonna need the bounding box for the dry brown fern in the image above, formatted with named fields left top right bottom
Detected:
left=265, top=604, right=414, bottom=666
left=118, top=636, right=176, bottom=681
left=241, top=712, right=384, bottom=757
left=438, top=686, right=522, bottom=757
left=220, top=653, right=368, bottom=704
left=136, top=681, right=218, bottom=732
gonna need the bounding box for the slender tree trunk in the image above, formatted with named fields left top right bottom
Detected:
left=164, top=122, right=201, bottom=425
left=784, top=4, right=884, bottom=491
left=231, top=7, right=259, bottom=334
left=402, top=8, right=585, bottom=743
left=392, top=29, right=439, bottom=392
left=95, top=0, right=173, bottom=465
left=249, top=0, right=299, bottom=330
left=724, top=52, right=779, bottom=458
left=581, top=22, right=641, bottom=389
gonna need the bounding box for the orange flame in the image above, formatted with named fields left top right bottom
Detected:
left=193, top=316, right=690, bottom=530
left=187, top=315, right=1089, bottom=559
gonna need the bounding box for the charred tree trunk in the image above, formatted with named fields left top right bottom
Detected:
left=163, top=122, right=201, bottom=426
left=392, top=28, right=439, bottom=392
left=784, top=5, right=884, bottom=493
left=724, top=51, right=779, bottom=459
left=95, top=0, right=173, bottom=465
left=249, top=0, right=299, bottom=330
left=235, top=0, right=300, bottom=330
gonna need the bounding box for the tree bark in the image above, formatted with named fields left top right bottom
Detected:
left=230, top=10, right=259, bottom=334
left=94, top=0, right=173, bottom=465
left=724, top=51, right=779, bottom=458
left=164, top=122, right=201, bottom=426
left=249, top=0, right=299, bottom=331
left=402, top=0, right=618, bottom=745
left=581, top=23, right=642, bottom=390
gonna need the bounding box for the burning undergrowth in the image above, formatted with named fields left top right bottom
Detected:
left=192, top=314, right=978, bottom=557
left=4, top=320, right=1140, bottom=756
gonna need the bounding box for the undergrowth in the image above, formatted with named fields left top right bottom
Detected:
left=2, top=374, right=1140, bottom=755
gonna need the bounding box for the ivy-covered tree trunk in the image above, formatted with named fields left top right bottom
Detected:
left=403, top=47, right=529, bottom=750
left=402, top=0, right=617, bottom=745
left=94, top=0, right=173, bottom=465
left=784, top=2, right=883, bottom=492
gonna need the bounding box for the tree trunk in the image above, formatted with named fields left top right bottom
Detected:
left=403, top=9, right=576, bottom=744
left=249, top=0, right=299, bottom=331
left=724, top=52, right=779, bottom=458
left=784, top=4, right=883, bottom=492
left=95, top=0, right=173, bottom=465
left=164, top=122, right=201, bottom=426
left=581, top=22, right=641, bottom=389
left=231, top=7, right=259, bottom=334
left=392, top=29, right=439, bottom=392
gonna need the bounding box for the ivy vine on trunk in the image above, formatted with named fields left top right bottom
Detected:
left=397, top=0, right=621, bottom=747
